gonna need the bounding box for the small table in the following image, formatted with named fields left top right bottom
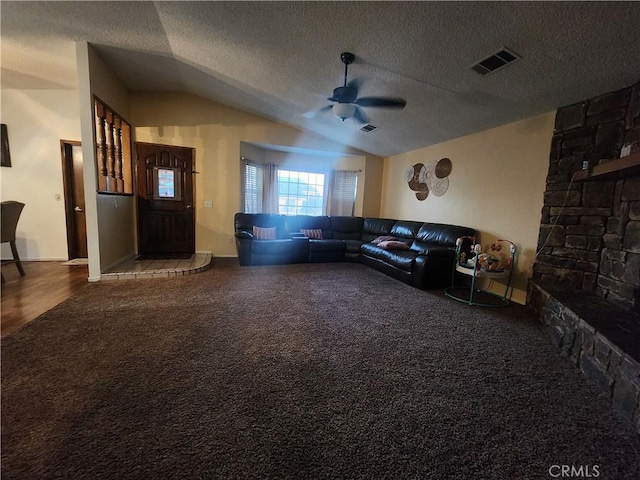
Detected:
left=444, top=238, right=516, bottom=308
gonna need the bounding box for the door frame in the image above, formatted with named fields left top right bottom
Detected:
left=60, top=140, right=86, bottom=260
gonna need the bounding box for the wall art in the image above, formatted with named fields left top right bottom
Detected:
left=1, top=124, right=11, bottom=167
left=404, top=157, right=451, bottom=200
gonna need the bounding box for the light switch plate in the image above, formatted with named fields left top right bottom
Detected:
left=204, top=200, right=213, bottom=208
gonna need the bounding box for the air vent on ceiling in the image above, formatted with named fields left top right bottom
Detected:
left=471, top=47, right=521, bottom=76
left=361, top=124, right=378, bottom=132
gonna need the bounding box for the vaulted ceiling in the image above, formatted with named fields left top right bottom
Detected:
left=2, top=1, right=639, bottom=157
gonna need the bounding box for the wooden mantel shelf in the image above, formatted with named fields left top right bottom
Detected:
left=574, top=152, right=640, bottom=182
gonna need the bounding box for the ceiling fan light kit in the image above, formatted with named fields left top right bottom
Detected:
left=333, top=103, right=356, bottom=121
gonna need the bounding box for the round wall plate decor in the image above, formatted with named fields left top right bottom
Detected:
left=435, top=157, right=452, bottom=178
left=405, top=158, right=451, bottom=200
left=430, top=176, right=449, bottom=196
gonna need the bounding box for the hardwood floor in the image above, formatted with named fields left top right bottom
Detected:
left=1, top=261, right=89, bottom=339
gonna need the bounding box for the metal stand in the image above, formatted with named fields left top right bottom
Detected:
left=444, top=238, right=516, bottom=308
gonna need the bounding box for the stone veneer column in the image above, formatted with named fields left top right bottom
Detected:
left=533, top=81, right=640, bottom=312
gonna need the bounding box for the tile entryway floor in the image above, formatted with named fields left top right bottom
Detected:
left=101, top=253, right=213, bottom=280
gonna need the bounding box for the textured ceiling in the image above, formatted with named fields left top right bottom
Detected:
left=2, top=1, right=640, bottom=157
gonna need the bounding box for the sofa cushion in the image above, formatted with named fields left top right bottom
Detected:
left=361, top=243, right=416, bottom=271
left=285, top=215, right=333, bottom=239
left=251, top=239, right=293, bottom=254
left=343, top=239, right=364, bottom=255
left=235, top=213, right=288, bottom=239
left=331, top=216, right=364, bottom=240
left=372, top=235, right=398, bottom=244
left=362, top=218, right=396, bottom=243
left=309, top=239, right=346, bottom=253
left=411, top=223, right=476, bottom=253
left=253, top=226, right=277, bottom=240
left=301, top=228, right=323, bottom=239
left=390, top=220, right=424, bottom=240
left=378, top=240, right=410, bottom=250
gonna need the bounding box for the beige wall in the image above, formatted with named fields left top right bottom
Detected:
left=381, top=112, right=555, bottom=304
left=131, top=92, right=383, bottom=257
left=0, top=89, right=81, bottom=260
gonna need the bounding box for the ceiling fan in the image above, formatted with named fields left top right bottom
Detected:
left=315, top=52, right=407, bottom=123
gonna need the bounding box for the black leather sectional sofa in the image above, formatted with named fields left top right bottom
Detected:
left=234, top=213, right=475, bottom=290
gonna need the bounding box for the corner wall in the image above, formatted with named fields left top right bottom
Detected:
left=380, top=112, right=556, bottom=304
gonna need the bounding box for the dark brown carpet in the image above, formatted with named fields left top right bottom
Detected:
left=2, top=259, right=640, bottom=479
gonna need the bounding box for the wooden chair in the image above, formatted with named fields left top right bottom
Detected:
left=1, top=201, right=26, bottom=282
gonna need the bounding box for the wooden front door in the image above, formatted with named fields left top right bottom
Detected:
left=136, top=143, right=195, bottom=255
left=61, top=141, right=88, bottom=259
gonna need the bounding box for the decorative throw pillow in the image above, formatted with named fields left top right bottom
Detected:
left=377, top=240, right=410, bottom=250
left=372, top=235, right=398, bottom=244
left=252, top=226, right=277, bottom=240
left=300, top=228, right=323, bottom=239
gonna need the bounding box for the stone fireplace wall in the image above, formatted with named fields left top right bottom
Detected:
left=533, top=81, right=640, bottom=312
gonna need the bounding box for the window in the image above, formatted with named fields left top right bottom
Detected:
left=244, top=161, right=264, bottom=213
left=242, top=161, right=327, bottom=216
left=154, top=167, right=182, bottom=200
left=277, top=170, right=325, bottom=216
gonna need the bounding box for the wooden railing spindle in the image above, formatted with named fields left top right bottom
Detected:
left=93, top=98, right=132, bottom=195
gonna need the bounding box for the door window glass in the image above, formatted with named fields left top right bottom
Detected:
left=153, top=167, right=182, bottom=200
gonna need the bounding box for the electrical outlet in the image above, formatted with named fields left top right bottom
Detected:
left=204, top=200, right=213, bottom=208
left=621, top=144, right=631, bottom=157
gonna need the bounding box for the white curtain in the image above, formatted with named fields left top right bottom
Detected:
left=327, top=170, right=358, bottom=216
left=262, top=162, right=279, bottom=214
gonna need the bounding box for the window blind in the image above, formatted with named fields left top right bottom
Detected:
left=244, top=161, right=264, bottom=213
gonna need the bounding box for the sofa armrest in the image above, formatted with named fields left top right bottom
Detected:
left=235, top=231, right=253, bottom=265
left=235, top=231, right=254, bottom=240
left=413, top=249, right=456, bottom=289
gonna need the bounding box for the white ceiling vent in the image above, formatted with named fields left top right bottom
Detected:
left=360, top=124, right=378, bottom=132
left=471, top=48, right=521, bottom=76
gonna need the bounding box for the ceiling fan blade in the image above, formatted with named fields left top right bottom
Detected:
left=353, top=106, right=369, bottom=124
left=347, top=78, right=361, bottom=92
left=329, top=86, right=358, bottom=104
left=355, top=97, right=406, bottom=109
left=303, top=105, right=333, bottom=119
